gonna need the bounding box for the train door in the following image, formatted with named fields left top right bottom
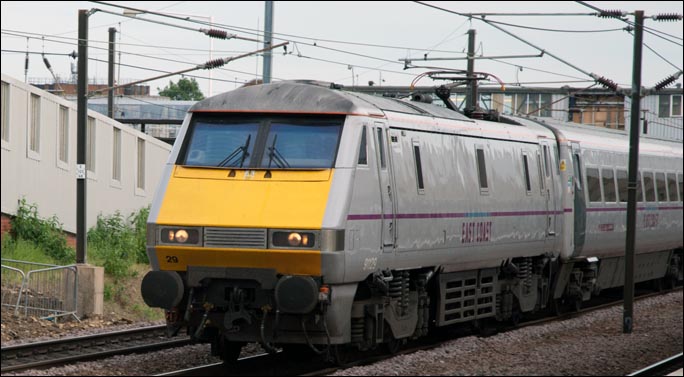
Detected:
left=571, top=142, right=586, bottom=255
left=373, top=122, right=396, bottom=251
left=539, top=140, right=558, bottom=242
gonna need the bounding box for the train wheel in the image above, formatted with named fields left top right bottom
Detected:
left=218, top=338, right=243, bottom=364
left=550, top=298, right=563, bottom=316
left=384, top=336, right=402, bottom=355
left=281, top=344, right=315, bottom=360
left=332, top=344, right=354, bottom=366
left=383, top=324, right=403, bottom=355
left=510, top=309, right=521, bottom=326
left=652, top=278, right=665, bottom=292
left=570, top=297, right=582, bottom=313
left=509, top=300, right=522, bottom=326
left=664, top=275, right=678, bottom=290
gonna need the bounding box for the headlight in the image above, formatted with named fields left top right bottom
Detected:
left=271, top=230, right=317, bottom=248
left=158, top=226, right=202, bottom=246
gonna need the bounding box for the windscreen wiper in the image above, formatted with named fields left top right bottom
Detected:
left=217, top=134, right=251, bottom=167
left=267, top=135, right=291, bottom=168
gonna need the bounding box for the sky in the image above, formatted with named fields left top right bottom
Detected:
left=1, top=1, right=682, bottom=98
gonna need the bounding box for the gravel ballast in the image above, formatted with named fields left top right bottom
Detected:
left=3, top=291, right=681, bottom=376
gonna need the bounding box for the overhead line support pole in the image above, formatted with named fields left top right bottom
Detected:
left=624, top=9, right=644, bottom=335
left=263, top=1, right=274, bottom=84
left=466, top=29, right=477, bottom=112
left=107, top=27, right=116, bottom=118
left=77, top=9, right=89, bottom=264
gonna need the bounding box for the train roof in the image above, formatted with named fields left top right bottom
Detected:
left=189, top=80, right=473, bottom=122
left=189, top=81, right=681, bottom=157
left=509, top=115, right=683, bottom=157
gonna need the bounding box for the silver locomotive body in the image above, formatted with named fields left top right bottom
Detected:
left=141, top=81, right=683, bottom=360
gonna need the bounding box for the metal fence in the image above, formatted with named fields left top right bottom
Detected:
left=1, top=259, right=79, bottom=322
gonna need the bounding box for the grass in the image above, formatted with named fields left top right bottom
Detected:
left=102, top=264, right=164, bottom=322
left=2, top=235, right=163, bottom=323
left=1, top=237, right=60, bottom=265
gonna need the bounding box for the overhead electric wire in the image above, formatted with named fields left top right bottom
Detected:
left=115, top=31, right=266, bottom=82
left=2, top=29, right=245, bottom=54
left=488, top=58, right=603, bottom=82
left=87, top=57, right=259, bottom=86
left=1, top=49, right=73, bottom=56
left=91, top=1, right=471, bottom=55
left=460, top=12, right=599, bottom=17
left=91, top=6, right=259, bottom=43
left=2, top=28, right=414, bottom=87
left=575, top=1, right=683, bottom=47
left=629, top=32, right=683, bottom=72
left=294, top=53, right=415, bottom=77
left=474, top=18, right=624, bottom=33
left=642, top=25, right=682, bottom=41
left=2, top=29, right=276, bottom=83
left=413, top=1, right=637, bottom=92
left=496, top=80, right=595, bottom=85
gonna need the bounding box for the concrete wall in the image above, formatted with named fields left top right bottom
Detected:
left=1, top=73, right=172, bottom=234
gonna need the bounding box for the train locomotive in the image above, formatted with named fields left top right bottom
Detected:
left=141, top=80, right=683, bottom=362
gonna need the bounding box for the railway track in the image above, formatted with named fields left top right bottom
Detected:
left=4, top=286, right=679, bottom=376
left=160, top=286, right=682, bottom=376
left=1, top=324, right=191, bottom=373
left=629, top=353, right=683, bottom=376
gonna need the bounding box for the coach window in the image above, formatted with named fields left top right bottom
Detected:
left=678, top=173, right=683, bottom=202
left=602, top=168, right=617, bottom=203
left=643, top=172, right=656, bottom=202
left=376, top=128, right=386, bottom=169
left=586, top=167, right=602, bottom=203
left=616, top=170, right=628, bottom=203
left=536, top=153, right=545, bottom=194
left=553, top=145, right=560, bottom=174
left=413, top=143, right=425, bottom=193
left=476, top=147, right=489, bottom=194
left=358, top=126, right=367, bottom=166
left=666, top=173, right=678, bottom=202
left=542, top=145, right=551, bottom=177
left=522, top=153, right=532, bottom=193
left=572, top=153, right=583, bottom=192
left=655, top=172, right=667, bottom=202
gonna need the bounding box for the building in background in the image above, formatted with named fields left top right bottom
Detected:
left=30, top=78, right=191, bottom=144
left=1, top=73, right=172, bottom=242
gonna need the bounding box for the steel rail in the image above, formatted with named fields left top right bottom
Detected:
left=1, top=324, right=191, bottom=373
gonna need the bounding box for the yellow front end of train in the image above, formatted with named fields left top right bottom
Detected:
left=152, top=166, right=334, bottom=276
left=140, top=109, right=347, bottom=360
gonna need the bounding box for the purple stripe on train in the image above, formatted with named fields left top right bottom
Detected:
left=347, top=206, right=682, bottom=221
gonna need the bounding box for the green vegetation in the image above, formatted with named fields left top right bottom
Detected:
left=157, top=77, right=205, bottom=100
left=7, top=198, right=74, bottom=264
left=87, top=207, right=150, bottom=278
left=2, top=200, right=161, bottom=321
left=2, top=199, right=150, bottom=278
left=1, top=237, right=59, bottom=265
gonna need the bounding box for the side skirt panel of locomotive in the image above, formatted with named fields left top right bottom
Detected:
left=141, top=81, right=684, bottom=361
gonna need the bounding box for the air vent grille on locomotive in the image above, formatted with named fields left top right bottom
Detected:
left=204, top=227, right=267, bottom=249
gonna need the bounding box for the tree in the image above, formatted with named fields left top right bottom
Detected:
left=157, top=77, right=205, bottom=100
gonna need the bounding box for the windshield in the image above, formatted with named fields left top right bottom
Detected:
left=180, top=114, right=344, bottom=169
